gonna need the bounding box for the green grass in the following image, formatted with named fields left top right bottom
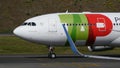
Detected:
left=0, top=36, right=120, bottom=55
left=0, top=36, right=73, bottom=54
left=0, top=36, right=47, bottom=54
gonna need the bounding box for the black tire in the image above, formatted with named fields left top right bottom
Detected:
left=48, top=53, right=56, bottom=59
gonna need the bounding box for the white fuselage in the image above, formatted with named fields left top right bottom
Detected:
left=13, top=12, right=120, bottom=47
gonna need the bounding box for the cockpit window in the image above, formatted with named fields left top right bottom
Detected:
left=32, top=22, right=36, bottom=26
left=22, top=22, right=36, bottom=26
left=22, top=23, right=27, bottom=25
left=28, top=23, right=31, bottom=26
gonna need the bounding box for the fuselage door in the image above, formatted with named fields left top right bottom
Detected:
left=48, top=19, right=57, bottom=32
left=96, top=18, right=106, bottom=31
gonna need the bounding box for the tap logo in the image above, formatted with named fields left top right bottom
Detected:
left=59, top=14, right=113, bottom=45
left=85, top=14, right=113, bottom=45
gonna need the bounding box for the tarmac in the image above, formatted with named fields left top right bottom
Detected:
left=0, top=34, right=14, bottom=36
left=0, top=34, right=120, bottom=68
left=0, top=54, right=119, bottom=68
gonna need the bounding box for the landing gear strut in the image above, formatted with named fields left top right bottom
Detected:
left=48, top=46, right=56, bottom=59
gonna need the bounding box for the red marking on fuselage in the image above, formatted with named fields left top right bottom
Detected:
left=85, top=14, right=113, bottom=45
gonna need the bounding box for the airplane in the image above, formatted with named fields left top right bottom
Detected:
left=13, top=12, right=120, bottom=59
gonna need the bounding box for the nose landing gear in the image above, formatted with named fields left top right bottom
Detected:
left=48, top=46, right=56, bottom=59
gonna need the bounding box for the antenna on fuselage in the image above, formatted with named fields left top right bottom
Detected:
left=66, top=10, right=68, bottom=13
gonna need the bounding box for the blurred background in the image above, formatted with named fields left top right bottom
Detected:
left=0, top=0, right=120, bottom=33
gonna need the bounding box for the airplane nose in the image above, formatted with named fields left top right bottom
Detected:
left=13, top=26, right=22, bottom=37
left=13, top=27, right=19, bottom=36
left=13, top=26, right=33, bottom=41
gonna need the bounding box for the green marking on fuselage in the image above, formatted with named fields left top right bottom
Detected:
left=72, top=14, right=81, bottom=42
left=78, top=14, right=89, bottom=40
left=59, top=14, right=73, bottom=35
left=59, top=14, right=73, bottom=23
left=59, top=14, right=89, bottom=45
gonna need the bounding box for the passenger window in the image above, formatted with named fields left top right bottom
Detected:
left=116, top=23, right=118, bottom=26
left=113, top=23, right=115, bottom=26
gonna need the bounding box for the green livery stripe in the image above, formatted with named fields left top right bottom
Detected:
left=59, top=14, right=73, bottom=23
left=72, top=14, right=81, bottom=42
left=59, top=14, right=73, bottom=35
left=78, top=14, right=88, bottom=40
left=59, top=14, right=89, bottom=45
